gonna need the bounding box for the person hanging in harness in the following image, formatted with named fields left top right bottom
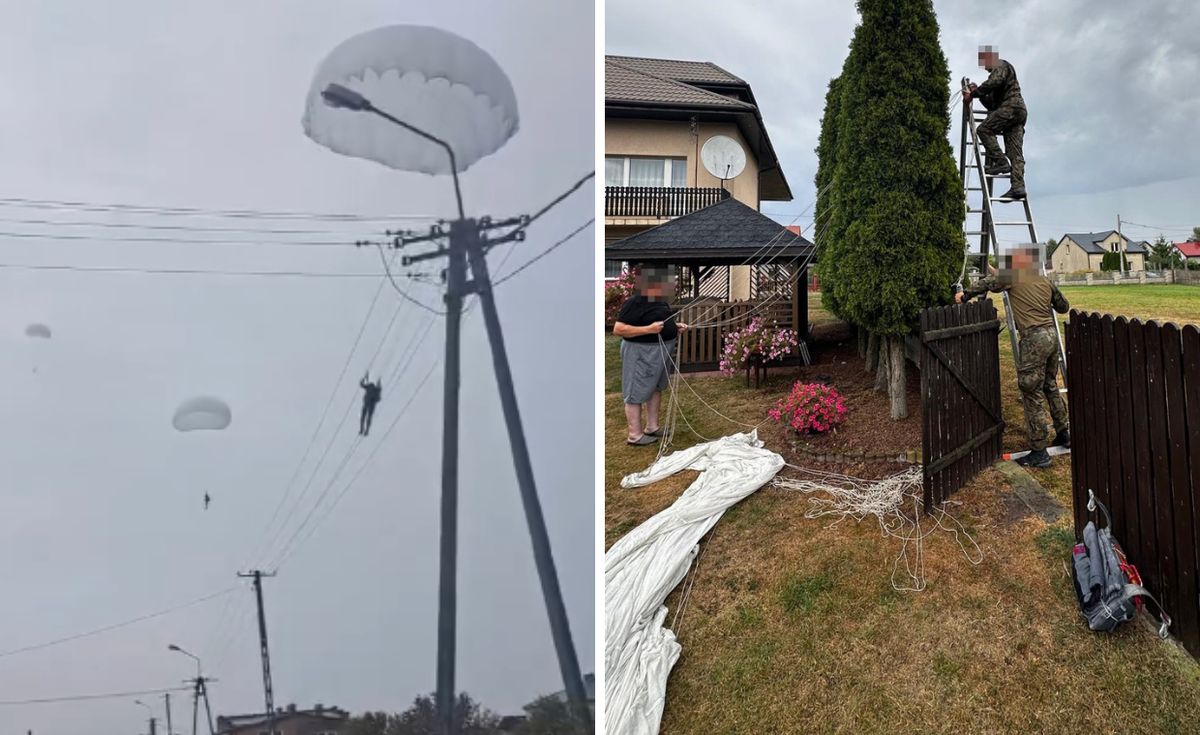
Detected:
left=956, top=244, right=1069, bottom=468
left=965, top=45, right=1027, bottom=201
left=359, top=372, right=382, bottom=436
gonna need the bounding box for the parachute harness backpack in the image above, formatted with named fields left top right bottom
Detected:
left=1072, top=489, right=1171, bottom=638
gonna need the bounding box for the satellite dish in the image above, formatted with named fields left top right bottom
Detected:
left=700, top=135, right=747, bottom=182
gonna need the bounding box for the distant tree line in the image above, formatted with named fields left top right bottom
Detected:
left=342, top=692, right=589, bottom=735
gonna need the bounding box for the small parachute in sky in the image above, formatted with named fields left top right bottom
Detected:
left=25, top=323, right=51, bottom=339
left=173, top=396, right=232, bottom=432
left=302, top=25, right=519, bottom=175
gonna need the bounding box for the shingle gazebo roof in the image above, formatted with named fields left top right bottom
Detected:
left=606, top=197, right=814, bottom=265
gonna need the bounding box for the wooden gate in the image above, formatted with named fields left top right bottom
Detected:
left=1066, top=311, right=1200, bottom=658
left=920, top=301, right=1004, bottom=509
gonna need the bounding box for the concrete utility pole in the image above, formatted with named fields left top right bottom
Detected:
left=238, top=570, right=278, bottom=735
left=399, top=215, right=592, bottom=735
left=165, top=692, right=174, bottom=735
left=1118, top=214, right=1127, bottom=276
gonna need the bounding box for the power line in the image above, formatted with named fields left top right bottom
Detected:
left=0, top=214, right=401, bottom=236
left=0, top=686, right=192, bottom=706
left=0, top=229, right=358, bottom=247
left=273, top=359, right=440, bottom=569
left=240, top=253, right=403, bottom=573
left=0, top=196, right=435, bottom=222
left=374, top=242, right=446, bottom=315
left=0, top=587, right=237, bottom=659
left=494, top=219, right=594, bottom=287
left=0, top=263, right=381, bottom=278
left=267, top=320, right=437, bottom=569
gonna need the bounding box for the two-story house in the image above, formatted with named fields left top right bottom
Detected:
left=1050, top=231, right=1148, bottom=273
left=216, top=703, right=348, bottom=735
left=604, top=54, right=793, bottom=298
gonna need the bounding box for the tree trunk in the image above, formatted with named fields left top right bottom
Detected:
left=888, top=336, right=908, bottom=419
left=874, top=338, right=890, bottom=392
left=865, top=332, right=881, bottom=373
left=856, top=324, right=867, bottom=357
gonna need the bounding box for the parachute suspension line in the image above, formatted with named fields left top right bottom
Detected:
left=772, top=464, right=983, bottom=592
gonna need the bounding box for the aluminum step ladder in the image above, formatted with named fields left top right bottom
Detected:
left=958, top=76, right=1068, bottom=384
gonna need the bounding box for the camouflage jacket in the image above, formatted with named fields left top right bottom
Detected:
left=974, top=59, right=1025, bottom=113
left=964, top=273, right=1068, bottom=332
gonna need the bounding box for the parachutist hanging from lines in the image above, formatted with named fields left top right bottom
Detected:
left=204, top=492, right=211, bottom=510
left=359, top=372, right=382, bottom=436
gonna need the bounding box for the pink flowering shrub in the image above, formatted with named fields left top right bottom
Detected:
left=768, top=382, right=847, bottom=434
left=719, top=317, right=799, bottom=376
left=605, top=268, right=638, bottom=325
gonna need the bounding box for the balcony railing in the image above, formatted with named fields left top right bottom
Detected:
left=605, top=186, right=730, bottom=218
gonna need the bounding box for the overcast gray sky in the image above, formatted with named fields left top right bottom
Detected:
left=607, top=0, right=1200, bottom=247
left=0, top=1, right=593, bottom=732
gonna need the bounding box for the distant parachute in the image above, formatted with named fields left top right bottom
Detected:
left=302, top=25, right=520, bottom=175
left=25, top=323, right=51, bottom=339
left=173, top=397, right=232, bottom=432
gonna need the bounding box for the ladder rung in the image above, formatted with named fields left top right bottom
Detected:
left=964, top=230, right=987, bottom=236
left=990, top=196, right=1025, bottom=202
left=994, top=221, right=1034, bottom=226
left=967, top=186, right=984, bottom=191
left=985, top=172, right=1011, bottom=178
left=967, top=208, right=986, bottom=214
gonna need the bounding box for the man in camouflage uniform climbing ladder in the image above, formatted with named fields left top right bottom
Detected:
left=966, top=45, right=1027, bottom=200
left=956, top=245, right=1070, bottom=468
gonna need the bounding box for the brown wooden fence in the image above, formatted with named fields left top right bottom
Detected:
left=1066, top=311, right=1200, bottom=657
left=673, top=300, right=795, bottom=372
left=920, top=301, right=1004, bottom=509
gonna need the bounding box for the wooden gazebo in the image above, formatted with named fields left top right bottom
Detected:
left=606, top=197, right=815, bottom=372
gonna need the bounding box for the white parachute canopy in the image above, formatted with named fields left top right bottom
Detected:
left=25, top=323, right=51, bottom=339
left=302, top=25, right=519, bottom=175
left=173, top=396, right=232, bottom=432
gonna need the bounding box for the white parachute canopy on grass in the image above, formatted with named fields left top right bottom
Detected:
left=302, top=25, right=519, bottom=175
left=173, top=396, right=232, bottom=432
left=25, top=323, right=51, bottom=339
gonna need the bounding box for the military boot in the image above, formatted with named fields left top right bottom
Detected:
left=1053, top=428, right=1071, bottom=448
left=1016, top=448, right=1051, bottom=468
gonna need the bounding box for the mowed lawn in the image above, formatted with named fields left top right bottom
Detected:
left=605, top=284, right=1200, bottom=734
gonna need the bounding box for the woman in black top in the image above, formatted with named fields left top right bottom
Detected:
left=612, top=266, right=689, bottom=445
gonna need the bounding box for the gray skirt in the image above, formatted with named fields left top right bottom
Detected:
left=620, top=338, right=675, bottom=404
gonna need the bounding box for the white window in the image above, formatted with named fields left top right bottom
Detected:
left=604, top=157, right=687, bottom=187
left=605, top=260, right=625, bottom=279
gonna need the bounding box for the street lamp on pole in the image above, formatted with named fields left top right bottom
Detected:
left=168, top=643, right=202, bottom=678
left=317, top=85, right=591, bottom=735
left=135, top=699, right=157, bottom=735
left=320, top=83, right=465, bottom=220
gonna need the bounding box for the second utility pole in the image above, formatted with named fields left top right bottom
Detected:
left=238, top=570, right=278, bottom=735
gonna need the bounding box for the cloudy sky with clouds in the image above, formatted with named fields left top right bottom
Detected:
left=607, top=0, right=1200, bottom=248
left=0, top=1, right=593, bottom=732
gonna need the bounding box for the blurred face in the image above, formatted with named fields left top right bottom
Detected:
left=639, top=268, right=675, bottom=300
left=978, top=46, right=999, bottom=70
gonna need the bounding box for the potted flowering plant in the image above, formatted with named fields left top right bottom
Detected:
left=605, top=267, right=638, bottom=326
left=718, top=317, right=800, bottom=378
left=768, top=382, right=847, bottom=434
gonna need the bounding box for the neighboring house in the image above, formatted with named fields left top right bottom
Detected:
left=216, top=704, right=348, bottom=735
left=604, top=54, right=793, bottom=296
left=1174, top=241, right=1200, bottom=264
left=497, top=673, right=597, bottom=732
left=1049, top=231, right=1147, bottom=273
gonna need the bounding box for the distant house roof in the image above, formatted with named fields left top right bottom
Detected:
left=1060, top=231, right=1148, bottom=255
left=606, top=196, right=814, bottom=263
left=610, top=56, right=745, bottom=85
left=1176, top=241, right=1200, bottom=258
left=605, top=58, right=752, bottom=110
left=217, top=705, right=347, bottom=734
left=605, top=54, right=792, bottom=202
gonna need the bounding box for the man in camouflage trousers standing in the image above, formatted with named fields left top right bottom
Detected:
left=956, top=245, right=1070, bottom=468
left=966, top=45, right=1027, bottom=200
